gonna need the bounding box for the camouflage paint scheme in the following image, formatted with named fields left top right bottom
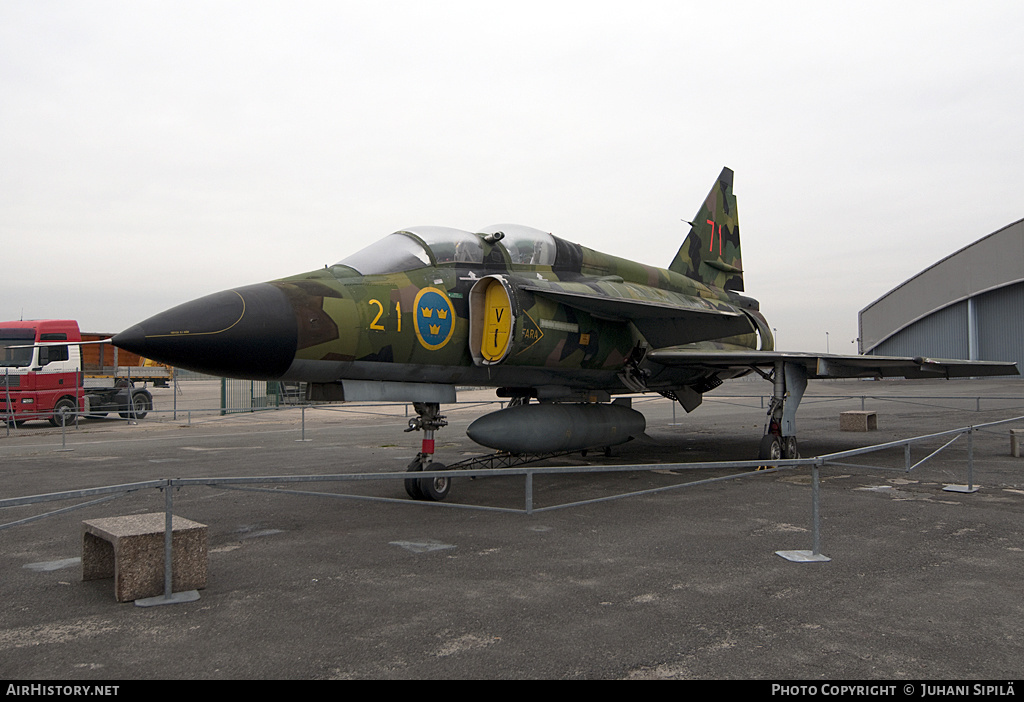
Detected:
left=114, top=167, right=1015, bottom=411
left=263, top=168, right=767, bottom=400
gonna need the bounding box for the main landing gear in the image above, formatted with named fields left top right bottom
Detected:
left=756, top=360, right=807, bottom=461
left=403, top=402, right=451, bottom=501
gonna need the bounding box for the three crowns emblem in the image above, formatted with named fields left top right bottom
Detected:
left=414, top=287, right=455, bottom=351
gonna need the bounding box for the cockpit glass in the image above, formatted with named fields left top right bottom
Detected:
left=335, top=233, right=432, bottom=275
left=478, top=224, right=557, bottom=265
left=405, top=227, right=485, bottom=266
left=336, top=227, right=487, bottom=274
left=336, top=224, right=556, bottom=274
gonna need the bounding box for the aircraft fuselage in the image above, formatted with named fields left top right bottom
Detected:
left=114, top=224, right=767, bottom=402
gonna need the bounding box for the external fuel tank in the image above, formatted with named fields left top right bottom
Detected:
left=466, top=401, right=646, bottom=454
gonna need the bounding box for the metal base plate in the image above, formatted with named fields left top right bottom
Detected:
left=134, top=590, right=201, bottom=607
left=776, top=550, right=831, bottom=563
left=943, top=484, right=980, bottom=493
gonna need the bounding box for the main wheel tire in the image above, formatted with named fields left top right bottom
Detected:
left=758, top=434, right=782, bottom=461
left=783, top=436, right=799, bottom=459
left=418, top=463, right=450, bottom=502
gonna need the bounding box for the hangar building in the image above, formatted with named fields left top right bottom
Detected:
left=858, top=218, right=1024, bottom=374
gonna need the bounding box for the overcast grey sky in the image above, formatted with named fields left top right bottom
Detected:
left=2, top=1, right=1022, bottom=354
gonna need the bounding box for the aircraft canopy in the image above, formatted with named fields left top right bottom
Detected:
left=336, top=224, right=558, bottom=274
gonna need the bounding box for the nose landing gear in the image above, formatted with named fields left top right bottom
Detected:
left=403, top=402, right=451, bottom=501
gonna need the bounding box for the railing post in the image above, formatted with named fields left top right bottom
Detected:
left=296, top=405, right=311, bottom=442
left=776, top=460, right=831, bottom=563
left=811, top=464, right=821, bottom=555
left=525, top=471, right=533, bottom=515
left=4, top=368, right=10, bottom=437
left=164, top=480, right=173, bottom=598
left=126, top=366, right=137, bottom=425
left=968, top=426, right=975, bottom=489
left=135, top=478, right=200, bottom=607
left=943, top=426, right=980, bottom=494
left=57, top=411, right=74, bottom=453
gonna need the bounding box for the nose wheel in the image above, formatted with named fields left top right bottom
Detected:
left=404, top=456, right=451, bottom=501
left=403, top=402, right=451, bottom=501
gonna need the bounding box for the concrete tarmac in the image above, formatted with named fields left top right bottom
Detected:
left=2, top=378, right=1023, bottom=680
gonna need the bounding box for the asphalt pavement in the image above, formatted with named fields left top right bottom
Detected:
left=2, top=378, right=1023, bottom=680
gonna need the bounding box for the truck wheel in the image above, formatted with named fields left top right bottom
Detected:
left=50, top=398, right=78, bottom=427
left=119, top=392, right=152, bottom=419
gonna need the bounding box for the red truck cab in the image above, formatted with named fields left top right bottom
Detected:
left=1, top=320, right=84, bottom=426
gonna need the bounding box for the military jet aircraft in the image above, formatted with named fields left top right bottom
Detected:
left=113, top=168, right=1017, bottom=500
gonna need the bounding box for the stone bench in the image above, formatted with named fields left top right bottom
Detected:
left=82, top=513, right=207, bottom=602
left=840, top=410, right=877, bottom=432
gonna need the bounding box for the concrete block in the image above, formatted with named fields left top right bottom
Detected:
left=840, top=410, right=877, bottom=432
left=82, top=513, right=207, bottom=602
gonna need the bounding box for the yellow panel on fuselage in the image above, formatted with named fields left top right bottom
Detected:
left=481, top=280, right=513, bottom=362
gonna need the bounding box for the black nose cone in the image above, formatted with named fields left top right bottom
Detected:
left=113, top=283, right=298, bottom=379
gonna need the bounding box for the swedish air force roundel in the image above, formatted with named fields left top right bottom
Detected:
left=413, top=287, right=455, bottom=351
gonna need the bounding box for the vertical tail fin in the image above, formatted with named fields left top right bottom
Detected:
left=669, top=167, right=744, bottom=292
